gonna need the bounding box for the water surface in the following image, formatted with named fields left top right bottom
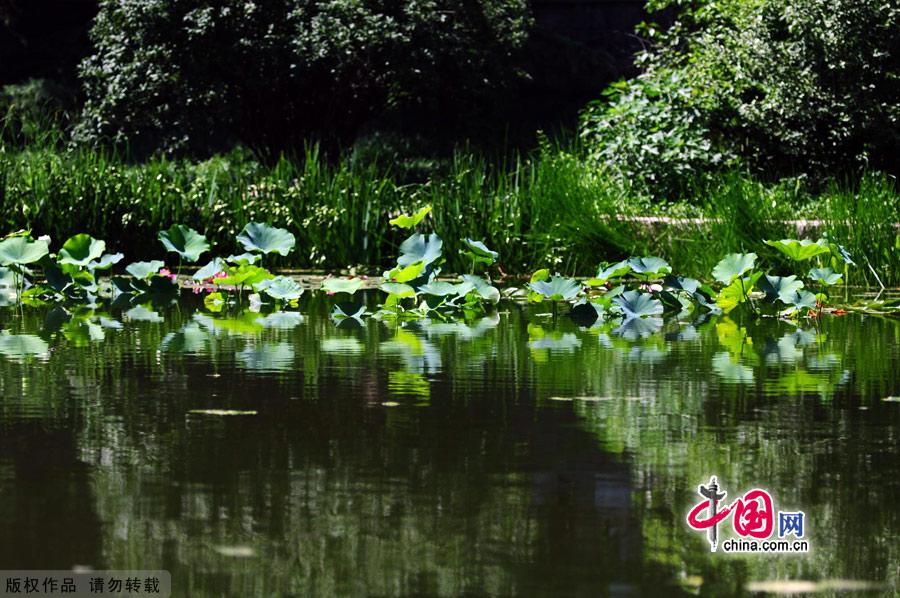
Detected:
left=1, top=295, right=898, bottom=596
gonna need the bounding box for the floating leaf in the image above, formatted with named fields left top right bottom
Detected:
left=158, top=224, right=209, bottom=262
left=236, top=222, right=296, bottom=256
left=125, top=260, right=165, bottom=280
left=389, top=205, right=432, bottom=229
left=255, top=276, right=304, bottom=301
left=712, top=253, right=757, bottom=284
left=0, top=236, right=49, bottom=266
left=626, top=256, right=672, bottom=277
left=322, top=277, right=365, bottom=295
left=765, top=238, right=830, bottom=261
left=808, top=267, right=842, bottom=286
left=612, top=290, right=664, bottom=318
left=586, top=261, right=631, bottom=286
left=528, top=275, right=582, bottom=302
left=397, top=232, right=443, bottom=267
left=758, top=275, right=804, bottom=303
left=59, top=234, right=106, bottom=269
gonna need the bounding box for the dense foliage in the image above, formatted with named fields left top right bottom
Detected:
left=75, top=0, right=531, bottom=155
left=581, top=0, right=900, bottom=194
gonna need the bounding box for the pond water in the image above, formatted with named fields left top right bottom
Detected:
left=0, top=294, right=898, bottom=596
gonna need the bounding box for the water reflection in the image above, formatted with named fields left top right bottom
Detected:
left=0, top=293, right=898, bottom=596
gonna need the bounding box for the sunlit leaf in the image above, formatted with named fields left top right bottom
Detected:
left=765, top=238, right=830, bottom=261
left=125, top=260, right=165, bottom=280
left=612, top=290, right=664, bottom=318
left=712, top=253, right=757, bottom=284
left=528, top=275, right=582, bottom=302
left=255, top=276, right=304, bottom=302
left=380, top=282, right=416, bottom=298
left=389, top=205, right=432, bottom=229
left=808, top=267, right=842, bottom=286
left=0, top=236, right=49, bottom=266
left=322, top=277, right=365, bottom=295
left=193, top=257, right=226, bottom=281
left=236, top=222, right=295, bottom=256
left=758, top=275, right=804, bottom=303
left=59, top=234, right=106, bottom=269
left=158, top=224, right=209, bottom=262
left=398, top=232, right=443, bottom=267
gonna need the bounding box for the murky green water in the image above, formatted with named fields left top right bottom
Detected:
left=1, top=294, right=898, bottom=596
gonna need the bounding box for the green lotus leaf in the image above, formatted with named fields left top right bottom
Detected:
left=256, top=276, right=304, bottom=302
left=528, top=275, right=582, bottom=302
left=712, top=253, right=757, bottom=284
left=322, top=277, right=365, bottom=295
left=626, top=256, right=672, bottom=277
left=784, top=290, right=818, bottom=310
left=758, top=275, right=805, bottom=303
left=88, top=253, right=124, bottom=271
left=125, top=260, right=165, bottom=280
left=389, top=205, right=432, bottom=229
left=331, top=302, right=367, bottom=319
left=663, top=275, right=701, bottom=294
left=586, top=261, right=631, bottom=286
left=380, top=282, right=417, bottom=298
left=236, top=222, right=296, bottom=256
left=715, top=273, right=761, bottom=313
left=159, top=224, right=209, bottom=262
left=216, top=264, right=273, bottom=287
left=59, top=234, right=106, bottom=269
left=462, top=238, right=498, bottom=264
left=530, top=269, right=550, bottom=284
left=808, top=267, right=843, bottom=286
left=226, top=252, right=260, bottom=265
left=0, top=236, right=50, bottom=266
left=764, top=238, right=830, bottom=261
left=193, top=257, right=226, bottom=281
left=385, top=260, right=426, bottom=283
left=612, top=290, right=664, bottom=318
left=398, top=232, right=443, bottom=267
left=459, top=275, right=500, bottom=303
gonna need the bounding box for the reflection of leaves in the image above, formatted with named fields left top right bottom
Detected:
left=161, top=322, right=209, bottom=354
left=388, top=371, right=431, bottom=400
left=124, top=305, right=164, bottom=322
left=614, top=316, right=663, bottom=339
left=194, top=313, right=264, bottom=335
left=236, top=342, right=295, bottom=371
left=0, top=334, right=50, bottom=360
left=321, top=338, right=364, bottom=354
left=528, top=325, right=581, bottom=352
left=712, top=352, right=754, bottom=384
left=256, top=312, right=305, bottom=329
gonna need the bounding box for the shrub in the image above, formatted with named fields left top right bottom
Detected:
left=75, top=0, right=532, bottom=155
left=580, top=0, right=900, bottom=194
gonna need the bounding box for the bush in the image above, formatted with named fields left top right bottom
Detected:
left=580, top=0, right=900, bottom=194
left=1, top=79, right=75, bottom=147
left=75, top=0, right=532, bottom=155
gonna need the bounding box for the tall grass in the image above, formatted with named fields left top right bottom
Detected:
left=0, top=143, right=897, bottom=285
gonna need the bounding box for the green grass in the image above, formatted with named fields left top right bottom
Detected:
left=0, top=142, right=898, bottom=285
